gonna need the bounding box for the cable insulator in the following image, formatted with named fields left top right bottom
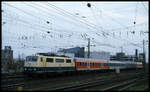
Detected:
left=134, top=21, right=136, bottom=24
left=75, top=13, right=79, bottom=15
left=46, top=21, right=50, bottom=24
left=87, top=3, right=91, bottom=8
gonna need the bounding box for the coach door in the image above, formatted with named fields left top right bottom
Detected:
left=87, top=60, right=90, bottom=70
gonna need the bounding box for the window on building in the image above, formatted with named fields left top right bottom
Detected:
left=66, top=59, right=71, bottom=63
left=56, top=59, right=64, bottom=63
left=46, top=58, right=53, bottom=63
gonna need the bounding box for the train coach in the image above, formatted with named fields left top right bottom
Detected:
left=75, top=58, right=108, bottom=71
left=136, top=62, right=143, bottom=68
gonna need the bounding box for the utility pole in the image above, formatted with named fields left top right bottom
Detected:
left=135, top=49, right=138, bottom=62
left=87, top=38, right=95, bottom=58
left=121, top=46, right=123, bottom=53
left=143, top=39, right=146, bottom=73
left=87, top=38, right=90, bottom=58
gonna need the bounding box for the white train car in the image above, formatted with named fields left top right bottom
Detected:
left=124, top=61, right=137, bottom=69
left=136, top=62, right=143, bottom=68
left=108, top=61, right=127, bottom=69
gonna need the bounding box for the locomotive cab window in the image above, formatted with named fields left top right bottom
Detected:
left=56, top=59, right=64, bottom=63
left=40, top=57, right=43, bottom=62
left=66, top=59, right=71, bottom=63
left=26, top=56, right=37, bottom=62
left=46, top=58, right=53, bottom=63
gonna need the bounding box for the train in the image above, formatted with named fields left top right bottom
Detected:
left=24, top=54, right=143, bottom=75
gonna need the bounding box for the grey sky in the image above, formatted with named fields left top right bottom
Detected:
left=2, top=1, right=149, bottom=62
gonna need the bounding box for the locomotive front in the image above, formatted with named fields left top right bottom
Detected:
left=24, top=56, right=38, bottom=74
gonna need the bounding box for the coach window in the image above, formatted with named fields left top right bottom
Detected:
left=83, top=63, right=85, bottom=66
left=85, top=63, right=87, bottom=66
left=46, top=58, right=53, bottom=63
left=66, top=59, right=71, bottom=63
left=79, top=62, right=81, bottom=66
left=56, top=59, right=64, bottom=63
left=82, top=62, right=84, bottom=66
left=80, top=62, right=82, bottom=66
left=78, top=62, right=80, bottom=66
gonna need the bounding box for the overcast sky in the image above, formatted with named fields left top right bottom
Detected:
left=2, top=1, right=149, bottom=62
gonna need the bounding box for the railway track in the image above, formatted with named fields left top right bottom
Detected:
left=1, top=74, right=31, bottom=89
left=2, top=74, right=25, bottom=79
left=102, top=76, right=148, bottom=91
left=47, top=72, right=145, bottom=91
left=1, top=69, right=144, bottom=91
left=81, top=73, right=148, bottom=91
left=1, top=71, right=112, bottom=90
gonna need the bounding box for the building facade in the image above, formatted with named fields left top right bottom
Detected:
left=84, top=51, right=110, bottom=60
left=1, top=46, right=13, bottom=71
left=58, top=47, right=85, bottom=58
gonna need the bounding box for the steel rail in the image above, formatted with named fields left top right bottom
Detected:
left=47, top=73, right=144, bottom=91
left=102, top=75, right=148, bottom=91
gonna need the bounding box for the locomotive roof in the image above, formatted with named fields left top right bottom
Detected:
left=74, top=57, right=108, bottom=62
left=28, top=55, right=72, bottom=59
left=109, top=60, right=137, bottom=64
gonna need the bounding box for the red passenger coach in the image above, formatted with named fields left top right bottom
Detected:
left=74, top=58, right=109, bottom=71
left=90, top=61, right=108, bottom=70
left=75, top=58, right=89, bottom=70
